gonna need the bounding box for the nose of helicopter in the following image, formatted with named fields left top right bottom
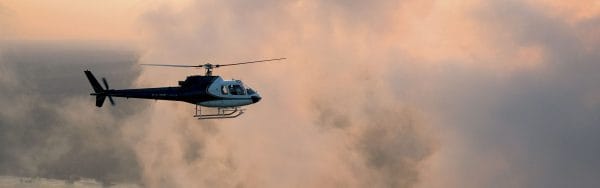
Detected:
left=251, top=95, right=262, bottom=103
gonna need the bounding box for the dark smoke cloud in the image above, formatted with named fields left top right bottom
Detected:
left=0, top=41, right=145, bottom=184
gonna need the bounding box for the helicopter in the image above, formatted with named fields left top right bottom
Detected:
left=84, top=58, right=286, bottom=119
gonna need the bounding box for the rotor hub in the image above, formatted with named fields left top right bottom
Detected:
left=202, top=63, right=215, bottom=76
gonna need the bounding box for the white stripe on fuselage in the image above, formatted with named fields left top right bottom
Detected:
left=198, top=99, right=253, bottom=107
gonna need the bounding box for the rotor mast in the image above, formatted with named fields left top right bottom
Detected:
left=203, top=63, right=215, bottom=76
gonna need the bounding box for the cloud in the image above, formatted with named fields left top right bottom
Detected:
left=0, top=0, right=598, bottom=188
left=414, top=1, right=600, bottom=188
left=130, top=1, right=440, bottom=188
left=0, top=41, right=144, bottom=185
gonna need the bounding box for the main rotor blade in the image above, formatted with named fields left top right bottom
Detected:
left=140, top=64, right=202, bottom=68
left=102, top=78, right=110, bottom=90
left=217, top=58, right=286, bottom=67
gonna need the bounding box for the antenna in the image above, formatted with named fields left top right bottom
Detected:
left=140, top=58, right=286, bottom=76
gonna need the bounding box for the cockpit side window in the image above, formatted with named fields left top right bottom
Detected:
left=221, top=85, right=229, bottom=95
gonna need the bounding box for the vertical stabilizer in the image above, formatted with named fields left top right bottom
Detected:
left=84, top=70, right=107, bottom=107
left=84, top=70, right=104, bottom=93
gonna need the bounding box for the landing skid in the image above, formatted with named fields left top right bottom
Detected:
left=194, top=105, right=245, bottom=119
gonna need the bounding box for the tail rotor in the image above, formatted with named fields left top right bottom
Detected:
left=101, top=78, right=115, bottom=106
left=84, top=70, right=115, bottom=107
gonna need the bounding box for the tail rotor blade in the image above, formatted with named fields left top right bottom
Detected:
left=102, top=78, right=110, bottom=90
left=101, top=77, right=115, bottom=106
left=108, top=96, right=115, bottom=106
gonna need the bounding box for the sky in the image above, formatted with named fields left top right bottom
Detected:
left=0, top=0, right=599, bottom=188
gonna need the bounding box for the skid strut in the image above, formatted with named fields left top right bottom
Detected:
left=194, top=105, right=245, bottom=119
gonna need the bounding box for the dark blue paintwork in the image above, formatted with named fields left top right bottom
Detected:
left=85, top=70, right=223, bottom=107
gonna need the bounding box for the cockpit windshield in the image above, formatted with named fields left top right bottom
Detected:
left=246, top=88, right=256, bottom=95
left=240, top=82, right=256, bottom=95
left=228, top=84, right=246, bottom=95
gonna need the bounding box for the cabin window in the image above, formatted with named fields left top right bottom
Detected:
left=221, top=85, right=228, bottom=95
left=228, top=84, right=246, bottom=95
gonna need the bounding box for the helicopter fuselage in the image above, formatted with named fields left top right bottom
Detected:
left=85, top=71, right=261, bottom=108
